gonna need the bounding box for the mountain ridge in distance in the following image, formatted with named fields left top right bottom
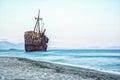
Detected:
left=0, top=40, right=120, bottom=50
left=0, top=41, right=24, bottom=50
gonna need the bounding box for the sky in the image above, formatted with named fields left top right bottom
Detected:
left=0, top=0, right=120, bottom=49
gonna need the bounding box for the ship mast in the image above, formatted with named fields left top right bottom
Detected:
left=34, top=10, right=43, bottom=34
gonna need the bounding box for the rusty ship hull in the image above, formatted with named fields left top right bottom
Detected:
left=24, top=10, right=49, bottom=52
left=24, top=31, right=48, bottom=52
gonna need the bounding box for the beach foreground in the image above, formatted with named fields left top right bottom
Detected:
left=0, top=57, right=120, bottom=80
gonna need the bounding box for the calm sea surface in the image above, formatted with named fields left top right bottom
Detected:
left=0, top=49, right=120, bottom=74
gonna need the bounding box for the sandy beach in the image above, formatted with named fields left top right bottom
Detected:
left=0, top=57, right=120, bottom=80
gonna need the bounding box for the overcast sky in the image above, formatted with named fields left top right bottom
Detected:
left=0, top=0, right=120, bottom=49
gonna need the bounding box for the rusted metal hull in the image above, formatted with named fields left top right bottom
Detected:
left=24, top=31, right=49, bottom=52
left=25, top=44, right=47, bottom=51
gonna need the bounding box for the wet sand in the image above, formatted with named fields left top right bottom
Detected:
left=0, top=57, right=120, bottom=80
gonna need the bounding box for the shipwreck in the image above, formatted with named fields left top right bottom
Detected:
left=24, top=10, right=49, bottom=52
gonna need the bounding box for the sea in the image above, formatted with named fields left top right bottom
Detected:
left=0, top=49, right=120, bottom=74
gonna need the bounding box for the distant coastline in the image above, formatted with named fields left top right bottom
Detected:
left=0, top=40, right=120, bottom=50
left=3, top=48, right=120, bottom=51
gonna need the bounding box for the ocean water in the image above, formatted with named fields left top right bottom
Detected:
left=0, top=49, right=120, bottom=74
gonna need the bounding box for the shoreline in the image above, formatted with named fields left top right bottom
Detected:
left=0, top=57, right=120, bottom=80
left=49, top=61, right=120, bottom=75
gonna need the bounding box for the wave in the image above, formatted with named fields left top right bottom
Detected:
left=47, top=61, right=120, bottom=75
left=72, top=55, right=120, bottom=59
